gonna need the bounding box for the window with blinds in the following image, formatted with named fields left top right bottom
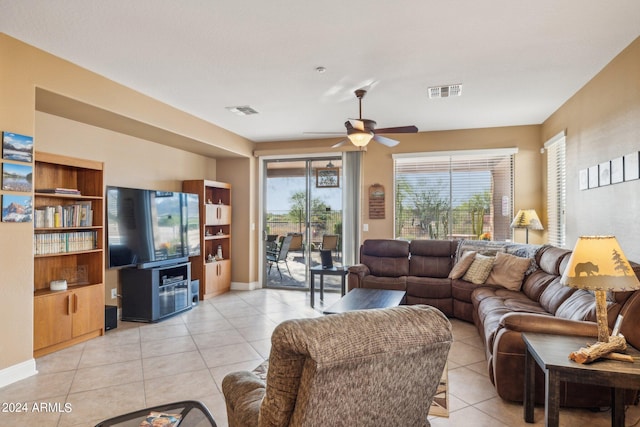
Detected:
left=545, top=132, right=566, bottom=247
left=393, top=149, right=516, bottom=241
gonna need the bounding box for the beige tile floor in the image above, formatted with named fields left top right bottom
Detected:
left=1, top=288, right=639, bottom=426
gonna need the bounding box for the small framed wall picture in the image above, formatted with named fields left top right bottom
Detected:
left=579, top=168, right=588, bottom=190
left=316, top=167, right=340, bottom=188
left=624, top=151, right=639, bottom=181
left=2, top=163, right=33, bottom=192
left=611, top=156, right=624, bottom=184
left=598, top=161, right=611, bottom=186
left=1, top=194, right=32, bottom=223
left=2, top=131, right=33, bottom=163
left=588, top=165, right=599, bottom=188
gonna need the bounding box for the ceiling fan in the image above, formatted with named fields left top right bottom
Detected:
left=306, top=89, right=418, bottom=148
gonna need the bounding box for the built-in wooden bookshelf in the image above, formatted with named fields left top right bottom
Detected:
left=182, top=179, right=232, bottom=299
left=33, top=152, right=105, bottom=357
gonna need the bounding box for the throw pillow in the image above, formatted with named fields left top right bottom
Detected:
left=448, top=250, right=477, bottom=279
left=486, top=251, right=532, bottom=291
left=462, top=254, right=495, bottom=285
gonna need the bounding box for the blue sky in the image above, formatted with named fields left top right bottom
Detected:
left=266, top=177, right=342, bottom=213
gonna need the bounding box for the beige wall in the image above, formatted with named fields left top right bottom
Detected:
left=542, top=36, right=640, bottom=261
left=217, top=157, right=259, bottom=287
left=35, top=112, right=218, bottom=303
left=0, top=34, right=253, bottom=378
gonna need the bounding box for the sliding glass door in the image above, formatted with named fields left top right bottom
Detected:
left=262, top=157, right=343, bottom=290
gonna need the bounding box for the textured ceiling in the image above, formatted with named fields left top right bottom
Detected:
left=1, top=1, right=639, bottom=143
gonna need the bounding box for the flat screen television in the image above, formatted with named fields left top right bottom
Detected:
left=106, top=186, right=200, bottom=269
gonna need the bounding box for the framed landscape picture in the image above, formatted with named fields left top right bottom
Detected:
left=316, top=167, right=340, bottom=188
left=1, top=194, right=32, bottom=223
left=2, top=132, right=34, bottom=163
left=2, top=162, right=33, bottom=192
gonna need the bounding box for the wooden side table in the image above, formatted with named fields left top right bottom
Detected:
left=522, top=332, right=640, bottom=427
left=309, top=266, right=348, bottom=308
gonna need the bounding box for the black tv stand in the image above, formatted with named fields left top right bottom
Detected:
left=121, top=261, right=192, bottom=322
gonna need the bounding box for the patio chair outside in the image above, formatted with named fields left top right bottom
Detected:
left=287, top=233, right=304, bottom=259
left=320, top=234, right=340, bottom=262
left=267, top=235, right=293, bottom=279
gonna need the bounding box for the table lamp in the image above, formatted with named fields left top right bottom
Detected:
left=560, top=236, right=640, bottom=343
left=510, top=209, right=544, bottom=243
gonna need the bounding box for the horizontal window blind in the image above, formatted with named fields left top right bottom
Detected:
left=394, top=150, right=515, bottom=241
left=545, top=133, right=566, bottom=247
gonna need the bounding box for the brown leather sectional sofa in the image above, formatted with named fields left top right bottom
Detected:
left=347, top=238, right=640, bottom=408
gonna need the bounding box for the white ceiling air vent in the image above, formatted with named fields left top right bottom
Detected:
left=225, top=105, right=259, bottom=116
left=428, top=84, right=462, bottom=99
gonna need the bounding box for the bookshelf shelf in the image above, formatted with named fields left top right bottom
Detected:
left=33, top=151, right=105, bottom=357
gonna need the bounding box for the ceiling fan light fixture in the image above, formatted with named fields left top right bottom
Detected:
left=348, top=130, right=374, bottom=147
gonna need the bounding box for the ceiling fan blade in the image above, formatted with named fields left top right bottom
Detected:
left=373, top=135, right=400, bottom=147
left=348, top=119, right=365, bottom=131
left=374, top=125, right=418, bottom=134
left=331, top=139, right=348, bottom=148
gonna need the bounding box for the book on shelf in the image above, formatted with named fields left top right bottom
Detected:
left=33, top=231, right=97, bottom=255
left=34, top=202, right=93, bottom=228
left=35, top=187, right=81, bottom=195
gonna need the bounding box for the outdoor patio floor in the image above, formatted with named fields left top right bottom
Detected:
left=265, top=251, right=344, bottom=293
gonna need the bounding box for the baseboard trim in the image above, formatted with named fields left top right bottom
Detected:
left=0, top=358, right=38, bottom=388
left=230, top=281, right=261, bottom=291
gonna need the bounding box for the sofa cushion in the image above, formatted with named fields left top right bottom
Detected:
left=463, top=254, right=494, bottom=285
left=538, top=278, right=577, bottom=314
left=409, top=239, right=455, bottom=278
left=361, top=275, right=407, bottom=291
left=536, top=245, right=572, bottom=275
left=486, top=252, right=532, bottom=291
left=472, top=287, right=549, bottom=354
left=406, top=276, right=452, bottom=299
left=520, top=269, right=557, bottom=302
left=555, top=289, right=623, bottom=326
left=448, top=250, right=476, bottom=279
left=361, top=239, right=410, bottom=277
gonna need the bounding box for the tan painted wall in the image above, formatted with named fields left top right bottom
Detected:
left=216, top=158, right=258, bottom=286
left=542, top=36, right=640, bottom=261
left=35, top=112, right=218, bottom=304
left=0, top=34, right=252, bottom=375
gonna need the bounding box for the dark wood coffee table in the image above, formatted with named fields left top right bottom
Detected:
left=322, top=288, right=406, bottom=315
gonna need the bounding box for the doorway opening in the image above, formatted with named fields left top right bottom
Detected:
left=262, top=157, right=343, bottom=291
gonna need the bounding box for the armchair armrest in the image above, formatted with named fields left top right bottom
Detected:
left=221, top=371, right=265, bottom=427
left=499, top=312, right=599, bottom=337
left=347, top=264, right=370, bottom=290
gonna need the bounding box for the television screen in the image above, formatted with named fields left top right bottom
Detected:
left=106, top=186, right=200, bottom=268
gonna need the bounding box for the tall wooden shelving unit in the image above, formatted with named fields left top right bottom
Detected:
left=182, top=180, right=231, bottom=299
left=32, top=152, right=105, bottom=357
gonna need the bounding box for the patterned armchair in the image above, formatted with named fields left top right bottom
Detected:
left=221, top=305, right=452, bottom=427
